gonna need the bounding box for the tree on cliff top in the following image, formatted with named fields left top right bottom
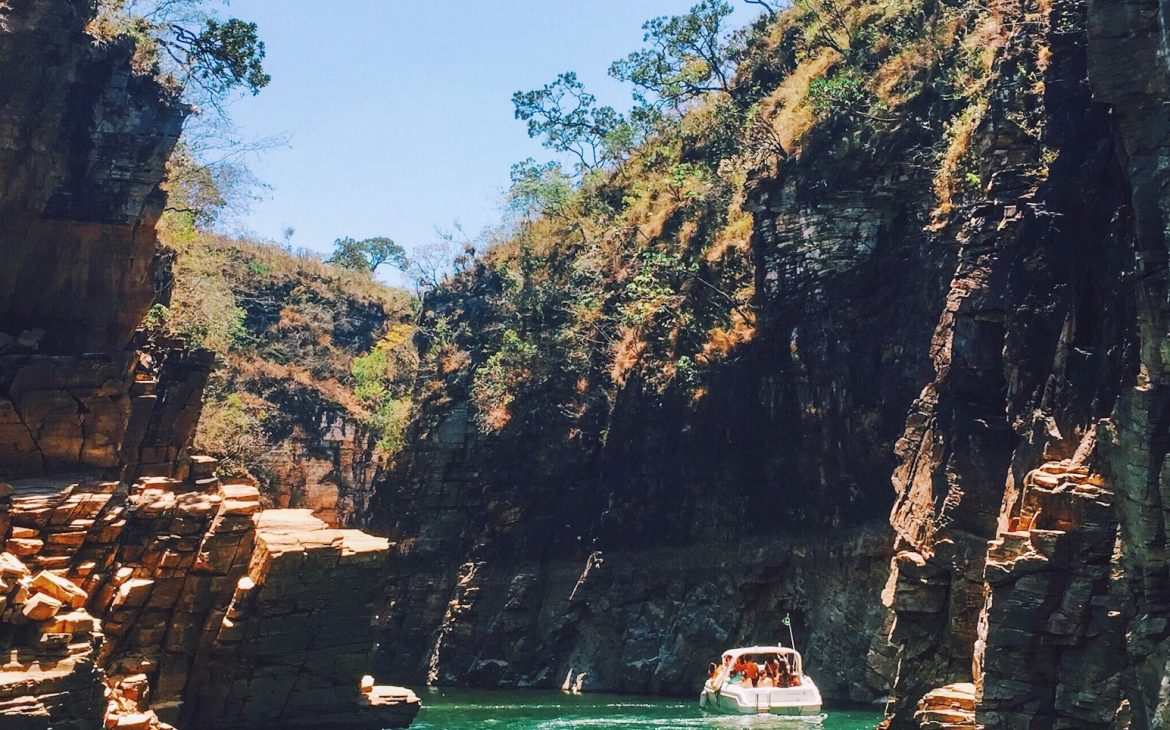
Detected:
left=512, top=72, right=636, bottom=176
left=610, top=0, right=737, bottom=112
left=328, top=237, right=409, bottom=275
left=160, top=17, right=270, bottom=100
left=94, top=0, right=270, bottom=109
left=512, top=0, right=743, bottom=182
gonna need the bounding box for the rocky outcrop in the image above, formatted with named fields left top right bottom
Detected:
left=0, top=473, right=417, bottom=729
left=0, top=1, right=416, bottom=727
left=974, top=462, right=1122, bottom=728
left=371, top=0, right=1170, bottom=723
left=0, top=549, right=107, bottom=730
left=181, top=509, right=416, bottom=729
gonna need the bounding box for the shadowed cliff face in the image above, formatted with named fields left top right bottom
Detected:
left=1088, top=0, right=1170, bottom=725
left=369, top=7, right=968, bottom=703
left=0, top=0, right=189, bottom=478
left=373, top=338, right=908, bottom=699
left=369, top=0, right=1170, bottom=722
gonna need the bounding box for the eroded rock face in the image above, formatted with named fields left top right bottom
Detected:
left=0, top=558, right=107, bottom=730
left=0, top=0, right=185, bottom=355
left=256, top=406, right=382, bottom=527
left=374, top=289, right=909, bottom=698
left=181, top=509, right=410, bottom=729
left=0, top=474, right=415, bottom=729
left=1087, top=0, right=1170, bottom=726
left=880, top=0, right=1170, bottom=727
left=372, top=5, right=958, bottom=707
left=373, top=0, right=1170, bottom=723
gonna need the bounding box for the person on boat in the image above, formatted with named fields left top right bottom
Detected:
left=739, top=656, right=760, bottom=687
left=763, top=656, right=780, bottom=686
left=708, top=662, right=720, bottom=680
left=776, top=657, right=793, bottom=687
left=757, top=661, right=775, bottom=688
left=784, top=657, right=803, bottom=687
left=730, top=655, right=751, bottom=685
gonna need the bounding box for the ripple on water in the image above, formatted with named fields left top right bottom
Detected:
left=411, top=688, right=881, bottom=730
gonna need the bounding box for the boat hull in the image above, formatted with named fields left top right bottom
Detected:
left=699, top=678, right=822, bottom=716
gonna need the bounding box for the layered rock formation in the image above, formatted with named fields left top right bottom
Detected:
left=370, top=148, right=932, bottom=694
left=13, top=0, right=1170, bottom=725
left=0, top=0, right=183, bottom=356
left=181, top=508, right=416, bottom=729
left=258, top=414, right=380, bottom=527
left=0, top=472, right=417, bottom=729
left=0, top=550, right=107, bottom=728
left=0, top=1, right=416, bottom=727
left=879, top=0, right=1170, bottom=727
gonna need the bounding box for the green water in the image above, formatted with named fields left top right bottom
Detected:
left=411, top=688, right=883, bottom=729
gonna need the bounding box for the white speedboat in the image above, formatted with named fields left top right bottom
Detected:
left=699, top=646, right=823, bottom=715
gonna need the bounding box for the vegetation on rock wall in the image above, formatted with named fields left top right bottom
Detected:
left=138, top=0, right=1014, bottom=498
left=105, top=0, right=420, bottom=498
left=413, top=0, right=1008, bottom=441
left=368, top=0, right=1089, bottom=699
left=150, top=207, right=415, bottom=480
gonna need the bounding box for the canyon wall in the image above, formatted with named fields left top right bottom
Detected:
left=0, top=2, right=414, bottom=727
left=369, top=1, right=1170, bottom=724
left=369, top=6, right=970, bottom=702
left=880, top=0, right=1170, bottom=728
left=14, top=0, right=1165, bottom=724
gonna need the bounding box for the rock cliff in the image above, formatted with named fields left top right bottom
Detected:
left=879, top=0, right=1170, bottom=727
left=0, top=2, right=415, bottom=727
left=370, top=0, right=966, bottom=702
left=11, top=0, right=1170, bottom=726
left=368, top=0, right=1170, bottom=725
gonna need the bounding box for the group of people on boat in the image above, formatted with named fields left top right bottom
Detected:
left=709, top=653, right=801, bottom=688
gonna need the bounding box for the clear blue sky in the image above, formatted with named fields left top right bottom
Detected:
left=222, top=1, right=752, bottom=282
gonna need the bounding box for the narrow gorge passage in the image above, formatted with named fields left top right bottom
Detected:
left=2, top=0, right=1170, bottom=728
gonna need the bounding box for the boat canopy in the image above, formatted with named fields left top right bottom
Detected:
left=720, top=646, right=805, bottom=676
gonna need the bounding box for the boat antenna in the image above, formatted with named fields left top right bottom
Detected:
left=783, top=612, right=795, bottom=652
